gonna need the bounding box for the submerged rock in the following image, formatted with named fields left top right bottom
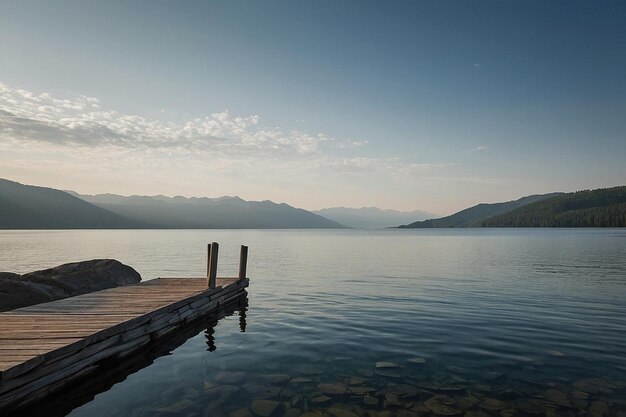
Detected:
left=544, top=389, right=572, bottom=408
left=408, top=358, right=426, bottom=364
left=230, top=408, right=253, bottom=417
left=155, top=398, right=194, bottom=413
left=251, top=400, right=281, bottom=417
left=376, top=362, right=400, bottom=368
left=318, top=383, right=347, bottom=395
left=328, top=408, right=359, bottom=417
left=423, top=395, right=460, bottom=416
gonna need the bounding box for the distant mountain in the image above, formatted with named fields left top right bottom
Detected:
left=72, top=192, right=345, bottom=229
left=0, top=179, right=143, bottom=229
left=314, top=207, right=436, bottom=229
left=399, top=193, right=561, bottom=228
left=480, top=186, right=626, bottom=227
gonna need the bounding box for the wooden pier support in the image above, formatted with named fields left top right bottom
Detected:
left=239, top=245, right=248, bottom=281
left=208, top=242, right=219, bottom=289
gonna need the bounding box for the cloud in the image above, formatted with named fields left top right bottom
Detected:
left=467, top=145, right=488, bottom=153
left=0, top=81, right=452, bottom=209
left=0, top=82, right=362, bottom=158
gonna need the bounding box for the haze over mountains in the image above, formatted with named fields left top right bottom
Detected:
left=72, top=192, right=343, bottom=229
left=314, top=207, right=435, bottom=229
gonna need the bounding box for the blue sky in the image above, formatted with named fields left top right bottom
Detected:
left=1, top=1, right=625, bottom=214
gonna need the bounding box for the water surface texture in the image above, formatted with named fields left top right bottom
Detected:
left=1, top=229, right=625, bottom=417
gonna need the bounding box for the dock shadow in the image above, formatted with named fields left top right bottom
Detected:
left=17, top=294, right=249, bottom=417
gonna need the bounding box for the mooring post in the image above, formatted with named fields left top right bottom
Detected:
left=208, top=242, right=219, bottom=289
left=239, top=245, right=248, bottom=281
left=206, top=243, right=211, bottom=280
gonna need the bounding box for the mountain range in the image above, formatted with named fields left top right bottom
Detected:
left=2, top=178, right=624, bottom=229
left=400, top=186, right=626, bottom=228
left=0, top=179, right=342, bottom=229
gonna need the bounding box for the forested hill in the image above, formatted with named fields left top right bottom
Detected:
left=399, top=193, right=559, bottom=228
left=480, top=186, right=626, bottom=227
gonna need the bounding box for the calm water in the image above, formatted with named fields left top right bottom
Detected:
left=1, top=229, right=626, bottom=417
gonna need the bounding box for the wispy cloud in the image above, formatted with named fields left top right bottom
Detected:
left=466, top=145, right=488, bottom=153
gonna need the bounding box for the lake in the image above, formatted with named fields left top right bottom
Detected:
left=1, top=229, right=625, bottom=417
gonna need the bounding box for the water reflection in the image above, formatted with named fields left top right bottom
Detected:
left=19, top=295, right=249, bottom=417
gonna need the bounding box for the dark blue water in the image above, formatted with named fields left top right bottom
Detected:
left=1, top=229, right=625, bottom=416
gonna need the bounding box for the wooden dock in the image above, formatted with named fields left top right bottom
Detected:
left=0, top=243, right=249, bottom=413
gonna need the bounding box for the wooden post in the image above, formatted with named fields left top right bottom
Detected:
left=238, top=245, right=248, bottom=281
left=206, top=243, right=211, bottom=280
left=208, top=242, right=219, bottom=289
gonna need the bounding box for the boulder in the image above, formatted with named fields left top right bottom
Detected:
left=0, top=259, right=141, bottom=312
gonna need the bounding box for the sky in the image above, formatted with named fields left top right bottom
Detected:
left=1, top=1, right=625, bottom=215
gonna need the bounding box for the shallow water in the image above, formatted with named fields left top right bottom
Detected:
left=1, top=229, right=625, bottom=417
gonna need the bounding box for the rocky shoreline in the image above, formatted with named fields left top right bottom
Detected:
left=0, top=259, right=141, bottom=312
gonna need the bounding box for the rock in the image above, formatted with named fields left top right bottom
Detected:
left=318, top=383, right=347, bottom=395
left=544, top=389, right=572, bottom=408
left=261, top=374, right=291, bottom=385
left=464, top=412, right=490, bottom=417
left=230, top=408, right=253, bottom=417
left=389, top=384, right=419, bottom=397
left=376, top=362, right=400, bottom=368
left=499, top=409, right=516, bottom=417
left=384, top=393, right=403, bottom=407
left=155, top=398, right=194, bottom=413
left=294, top=364, right=321, bottom=375
left=589, top=401, right=609, bottom=417
left=573, top=378, right=615, bottom=395
left=312, top=395, right=332, bottom=404
left=423, top=395, right=461, bottom=416
left=251, top=400, right=281, bottom=417
left=396, top=410, right=419, bottom=417
left=204, top=384, right=240, bottom=399
left=374, top=369, right=402, bottom=378
left=408, top=358, right=426, bottom=364
left=284, top=408, right=301, bottom=417
left=480, top=398, right=506, bottom=411
left=349, top=376, right=367, bottom=385
left=291, top=377, right=314, bottom=383
left=364, top=395, right=379, bottom=407
left=0, top=259, right=141, bottom=311
left=350, top=386, right=376, bottom=395
left=456, top=394, right=479, bottom=409
left=328, top=408, right=359, bottom=417
left=516, top=399, right=543, bottom=415
left=547, top=350, right=565, bottom=357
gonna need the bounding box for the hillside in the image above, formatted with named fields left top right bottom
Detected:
left=73, top=193, right=345, bottom=229
left=314, top=207, right=436, bottom=229
left=400, top=193, right=560, bottom=228
left=480, top=186, right=626, bottom=227
left=0, top=179, right=142, bottom=229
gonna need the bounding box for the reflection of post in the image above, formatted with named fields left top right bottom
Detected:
left=208, top=242, right=219, bottom=289
left=239, top=306, right=247, bottom=332
left=204, top=320, right=218, bottom=352
left=238, top=245, right=248, bottom=281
